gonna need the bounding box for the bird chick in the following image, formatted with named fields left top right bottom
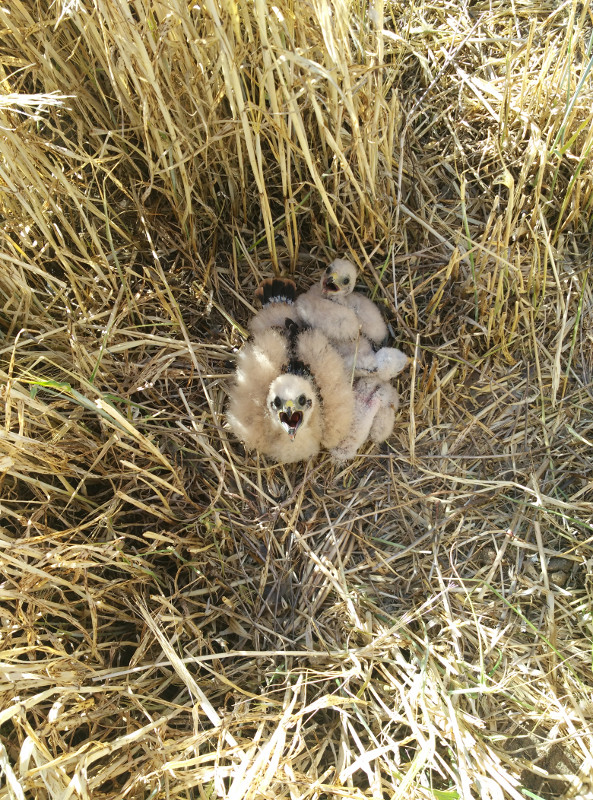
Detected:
left=227, top=280, right=355, bottom=464
left=330, top=378, right=399, bottom=463
left=295, top=259, right=360, bottom=341
left=227, top=327, right=321, bottom=463
left=296, top=258, right=408, bottom=381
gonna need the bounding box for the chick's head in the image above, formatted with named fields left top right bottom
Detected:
left=321, top=258, right=358, bottom=297
left=267, top=374, right=315, bottom=440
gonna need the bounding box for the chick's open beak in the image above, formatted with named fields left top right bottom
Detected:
left=278, top=400, right=303, bottom=440
left=322, top=272, right=340, bottom=294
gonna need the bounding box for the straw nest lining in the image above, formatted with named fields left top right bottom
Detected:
left=1, top=0, right=593, bottom=798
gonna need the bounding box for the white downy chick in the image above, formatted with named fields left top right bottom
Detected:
left=296, top=258, right=408, bottom=381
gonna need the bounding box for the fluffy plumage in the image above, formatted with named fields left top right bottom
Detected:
left=331, top=378, right=399, bottom=462
left=368, top=381, right=399, bottom=443
left=333, top=336, right=409, bottom=382
left=227, top=279, right=355, bottom=463
left=295, top=259, right=360, bottom=341
left=295, top=258, right=408, bottom=380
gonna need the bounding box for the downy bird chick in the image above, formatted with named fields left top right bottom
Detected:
left=295, top=258, right=408, bottom=381
left=227, top=281, right=355, bottom=463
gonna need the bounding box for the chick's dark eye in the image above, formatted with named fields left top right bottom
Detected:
left=273, top=396, right=282, bottom=409
left=343, top=277, right=350, bottom=285
left=298, top=394, right=307, bottom=406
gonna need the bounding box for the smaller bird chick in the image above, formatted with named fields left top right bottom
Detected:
left=295, top=258, right=408, bottom=381
left=331, top=378, right=399, bottom=463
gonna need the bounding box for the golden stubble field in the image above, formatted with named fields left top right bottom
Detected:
left=1, top=1, right=593, bottom=798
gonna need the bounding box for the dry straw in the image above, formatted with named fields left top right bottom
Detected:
left=1, top=0, right=593, bottom=798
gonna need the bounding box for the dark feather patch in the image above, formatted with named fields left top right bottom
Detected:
left=284, top=317, right=301, bottom=347
left=283, top=317, right=311, bottom=375
left=255, top=277, right=297, bottom=306
left=282, top=358, right=311, bottom=377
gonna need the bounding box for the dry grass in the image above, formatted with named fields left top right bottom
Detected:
left=1, top=0, right=593, bottom=798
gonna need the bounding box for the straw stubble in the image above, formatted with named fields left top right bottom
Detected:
left=0, top=0, right=592, bottom=798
